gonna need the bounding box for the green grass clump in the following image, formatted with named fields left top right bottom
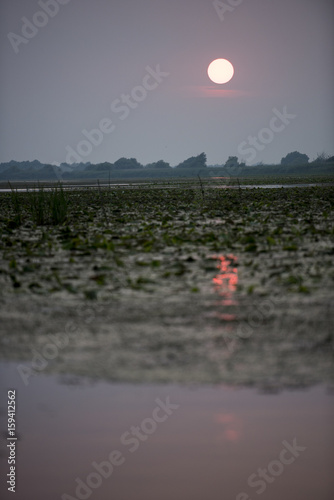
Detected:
left=30, top=184, right=47, bottom=225
left=8, top=183, right=22, bottom=228
left=7, top=183, right=69, bottom=226
left=49, top=185, right=68, bottom=225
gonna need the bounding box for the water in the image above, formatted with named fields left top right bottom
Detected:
left=0, top=182, right=329, bottom=192
left=0, top=183, right=131, bottom=193
left=212, top=183, right=325, bottom=189
left=0, top=362, right=333, bottom=500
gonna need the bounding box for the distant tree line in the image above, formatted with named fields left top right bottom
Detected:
left=280, top=151, right=334, bottom=166
left=0, top=151, right=333, bottom=181
left=84, top=153, right=208, bottom=172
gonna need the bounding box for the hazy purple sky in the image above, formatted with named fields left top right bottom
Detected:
left=1, top=0, right=333, bottom=166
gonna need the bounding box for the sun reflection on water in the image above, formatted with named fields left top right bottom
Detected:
left=213, top=412, right=243, bottom=443
left=212, top=254, right=238, bottom=308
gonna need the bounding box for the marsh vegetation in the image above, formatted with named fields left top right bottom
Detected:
left=0, top=180, right=333, bottom=388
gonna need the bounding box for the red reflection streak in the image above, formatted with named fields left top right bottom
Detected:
left=212, top=255, right=238, bottom=306
left=213, top=412, right=242, bottom=443
left=183, top=86, right=250, bottom=99
left=216, top=313, right=236, bottom=322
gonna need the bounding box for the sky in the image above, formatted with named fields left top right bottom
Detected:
left=1, top=0, right=333, bottom=166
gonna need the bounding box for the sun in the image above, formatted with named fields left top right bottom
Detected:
left=207, top=59, right=234, bottom=84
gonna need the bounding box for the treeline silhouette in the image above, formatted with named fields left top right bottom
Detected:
left=0, top=152, right=333, bottom=181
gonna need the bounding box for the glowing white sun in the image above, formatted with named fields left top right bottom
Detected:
left=207, top=59, right=234, bottom=84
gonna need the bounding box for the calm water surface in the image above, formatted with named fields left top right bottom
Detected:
left=0, top=362, right=333, bottom=500
left=0, top=182, right=328, bottom=192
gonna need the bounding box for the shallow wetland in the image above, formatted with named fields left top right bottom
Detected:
left=1, top=178, right=334, bottom=500
left=0, top=179, right=333, bottom=389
